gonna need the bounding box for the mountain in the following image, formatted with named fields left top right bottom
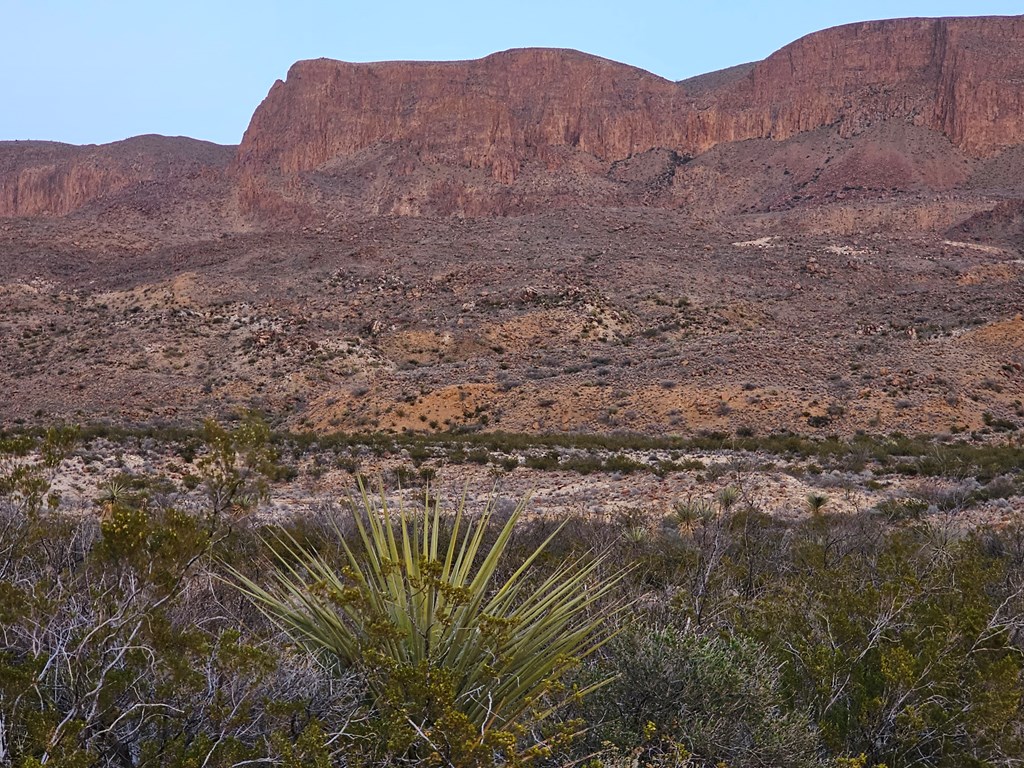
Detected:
left=1, top=16, right=1022, bottom=437
left=234, top=15, right=1024, bottom=217
left=0, top=136, right=233, bottom=218
left=4, top=15, right=1024, bottom=222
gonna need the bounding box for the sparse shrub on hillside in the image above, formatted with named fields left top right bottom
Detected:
left=0, top=425, right=79, bottom=517
left=875, top=496, right=929, bottom=521
left=197, top=413, right=284, bottom=517
left=806, top=493, right=829, bottom=515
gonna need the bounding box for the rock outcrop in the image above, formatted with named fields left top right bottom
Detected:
left=235, top=48, right=689, bottom=184
left=4, top=15, right=1024, bottom=220
left=0, top=136, right=233, bottom=217
left=947, top=198, right=1024, bottom=248
left=237, top=14, right=1024, bottom=194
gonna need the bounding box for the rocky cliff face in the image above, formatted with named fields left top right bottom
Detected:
left=4, top=16, right=1023, bottom=220
left=744, top=16, right=1024, bottom=154
left=0, top=136, right=233, bottom=217
left=236, top=14, right=1024, bottom=197
left=235, top=48, right=689, bottom=184
left=1, top=142, right=134, bottom=217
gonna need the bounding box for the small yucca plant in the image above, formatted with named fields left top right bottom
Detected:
left=232, top=481, right=628, bottom=758
left=806, top=493, right=829, bottom=516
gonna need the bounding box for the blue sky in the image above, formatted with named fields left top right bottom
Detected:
left=3, top=1, right=1022, bottom=146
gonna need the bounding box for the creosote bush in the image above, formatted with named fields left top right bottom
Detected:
left=569, top=626, right=821, bottom=768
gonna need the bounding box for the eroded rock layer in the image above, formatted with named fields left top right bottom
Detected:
left=237, top=15, right=1024, bottom=186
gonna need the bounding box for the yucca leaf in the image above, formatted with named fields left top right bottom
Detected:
left=231, top=477, right=632, bottom=740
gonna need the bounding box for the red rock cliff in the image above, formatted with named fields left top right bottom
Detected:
left=0, top=136, right=233, bottom=217
left=235, top=48, right=690, bottom=184
left=5, top=16, right=1023, bottom=219
left=236, top=14, right=1024, bottom=187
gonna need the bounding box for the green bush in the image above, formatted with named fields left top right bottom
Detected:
left=569, top=625, right=821, bottom=768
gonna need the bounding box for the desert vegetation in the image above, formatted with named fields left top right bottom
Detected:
left=1, top=420, right=1023, bottom=767
left=4, top=13, right=1024, bottom=767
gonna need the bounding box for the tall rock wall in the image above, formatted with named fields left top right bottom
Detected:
left=4, top=15, right=1023, bottom=219
left=236, top=15, right=1024, bottom=186
left=234, top=48, right=691, bottom=183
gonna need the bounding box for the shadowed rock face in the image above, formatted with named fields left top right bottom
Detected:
left=3, top=15, right=1024, bottom=219
left=0, top=142, right=138, bottom=217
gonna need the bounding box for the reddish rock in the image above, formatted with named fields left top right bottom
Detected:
left=947, top=198, right=1024, bottom=248
left=0, top=136, right=233, bottom=218
left=237, top=15, right=1024, bottom=189
left=4, top=15, right=1024, bottom=220
left=235, top=48, right=690, bottom=183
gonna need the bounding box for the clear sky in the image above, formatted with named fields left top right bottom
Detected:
left=3, top=1, right=1022, bottom=147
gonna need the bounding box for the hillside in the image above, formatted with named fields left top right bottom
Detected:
left=0, top=15, right=1022, bottom=438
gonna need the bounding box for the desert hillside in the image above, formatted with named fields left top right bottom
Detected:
left=1, top=15, right=1022, bottom=438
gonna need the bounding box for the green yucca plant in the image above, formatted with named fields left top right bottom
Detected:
left=232, top=481, right=629, bottom=758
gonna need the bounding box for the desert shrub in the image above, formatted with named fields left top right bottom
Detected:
left=976, top=473, right=1019, bottom=501
left=567, top=625, right=821, bottom=768
left=4, top=419, right=1024, bottom=767
left=874, top=497, right=929, bottom=521
left=0, top=502, right=358, bottom=768
left=525, top=450, right=561, bottom=470
left=749, top=528, right=1024, bottom=767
